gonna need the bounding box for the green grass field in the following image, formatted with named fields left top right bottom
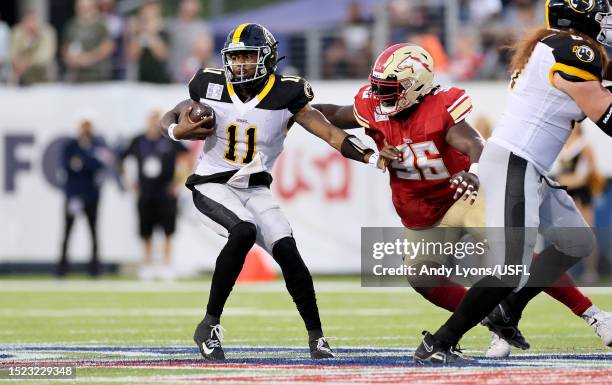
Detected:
left=1, top=277, right=612, bottom=384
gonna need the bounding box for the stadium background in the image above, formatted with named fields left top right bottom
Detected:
left=2, top=0, right=612, bottom=278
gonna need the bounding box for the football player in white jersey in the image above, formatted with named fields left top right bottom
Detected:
left=159, top=23, right=395, bottom=361
left=415, top=0, right=612, bottom=364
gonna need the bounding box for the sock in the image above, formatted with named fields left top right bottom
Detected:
left=544, top=273, right=593, bottom=317
left=206, top=222, right=257, bottom=318
left=272, top=237, right=322, bottom=332
left=414, top=283, right=468, bottom=312
left=434, top=276, right=513, bottom=347
left=505, top=246, right=582, bottom=318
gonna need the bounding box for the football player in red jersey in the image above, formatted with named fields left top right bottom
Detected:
left=314, top=43, right=611, bottom=360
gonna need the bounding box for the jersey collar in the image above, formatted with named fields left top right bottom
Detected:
left=226, top=74, right=276, bottom=114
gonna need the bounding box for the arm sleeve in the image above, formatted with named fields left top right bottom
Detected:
left=443, top=87, right=473, bottom=127
left=546, top=35, right=604, bottom=83
left=286, top=77, right=315, bottom=114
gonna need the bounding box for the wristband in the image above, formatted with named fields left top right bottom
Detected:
left=168, top=123, right=179, bottom=141
left=468, top=163, right=479, bottom=176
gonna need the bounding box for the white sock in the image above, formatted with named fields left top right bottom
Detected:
left=581, top=305, right=602, bottom=320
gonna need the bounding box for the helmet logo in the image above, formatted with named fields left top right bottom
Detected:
left=397, top=55, right=432, bottom=73
left=568, top=0, right=595, bottom=13
left=573, top=44, right=595, bottom=62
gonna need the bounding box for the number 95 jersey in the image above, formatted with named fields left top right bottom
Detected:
left=187, top=68, right=313, bottom=184
left=353, top=85, right=472, bottom=229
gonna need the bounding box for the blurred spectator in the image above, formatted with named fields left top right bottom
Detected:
left=62, top=0, right=114, bottom=82
left=0, top=13, right=10, bottom=82
left=556, top=123, right=604, bottom=284
left=10, top=11, right=57, bottom=86
left=473, top=114, right=493, bottom=139
left=323, top=0, right=372, bottom=79
left=98, top=0, right=125, bottom=79
left=448, top=29, right=484, bottom=81
left=167, top=0, right=211, bottom=83
left=126, top=0, right=170, bottom=83
left=462, top=0, right=502, bottom=25
left=58, top=111, right=114, bottom=278
left=120, top=110, right=190, bottom=281
left=182, top=33, right=216, bottom=78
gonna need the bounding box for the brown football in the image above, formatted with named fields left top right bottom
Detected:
left=188, top=101, right=215, bottom=128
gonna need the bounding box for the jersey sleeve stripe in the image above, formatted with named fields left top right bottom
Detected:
left=353, top=105, right=370, bottom=128
left=548, top=63, right=599, bottom=86
left=447, top=94, right=469, bottom=112
left=449, top=98, right=472, bottom=122
left=453, top=106, right=473, bottom=123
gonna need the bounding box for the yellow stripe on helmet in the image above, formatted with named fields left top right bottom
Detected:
left=232, top=23, right=250, bottom=44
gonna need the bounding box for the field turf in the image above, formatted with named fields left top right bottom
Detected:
left=1, top=277, right=612, bottom=384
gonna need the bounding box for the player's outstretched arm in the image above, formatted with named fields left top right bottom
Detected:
left=311, top=104, right=360, bottom=129
left=159, top=99, right=214, bottom=141
left=294, top=104, right=398, bottom=170
left=553, top=74, right=612, bottom=136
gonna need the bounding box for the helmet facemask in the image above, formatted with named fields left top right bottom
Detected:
left=221, top=44, right=274, bottom=85
left=369, top=76, right=417, bottom=115
left=595, top=10, right=612, bottom=46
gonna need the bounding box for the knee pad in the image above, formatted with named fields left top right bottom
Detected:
left=228, top=221, right=257, bottom=245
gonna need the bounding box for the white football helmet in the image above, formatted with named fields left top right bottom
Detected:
left=369, top=44, right=435, bottom=115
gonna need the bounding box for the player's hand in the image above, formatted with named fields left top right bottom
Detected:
left=373, top=144, right=401, bottom=172
left=174, top=106, right=215, bottom=140
left=450, top=171, right=479, bottom=204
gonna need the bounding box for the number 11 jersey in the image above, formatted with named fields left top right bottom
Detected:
left=187, top=68, right=313, bottom=185
left=353, top=85, right=472, bottom=228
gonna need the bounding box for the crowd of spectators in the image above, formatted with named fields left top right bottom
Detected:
left=322, top=0, right=555, bottom=80
left=0, top=0, right=215, bottom=85
left=0, top=0, right=606, bottom=85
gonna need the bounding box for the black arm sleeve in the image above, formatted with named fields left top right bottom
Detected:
left=596, top=103, right=612, bottom=136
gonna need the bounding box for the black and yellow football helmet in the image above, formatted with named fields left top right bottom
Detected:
left=221, top=23, right=279, bottom=86
left=546, top=0, right=612, bottom=46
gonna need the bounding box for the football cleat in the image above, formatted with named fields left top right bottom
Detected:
left=413, top=331, right=475, bottom=364
left=481, top=302, right=530, bottom=350
left=309, top=336, right=335, bottom=359
left=485, top=332, right=512, bottom=358
left=583, top=310, right=612, bottom=347
left=193, top=320, right=226, bottom=361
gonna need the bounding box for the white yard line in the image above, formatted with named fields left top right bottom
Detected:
left=3, top=280, right=612, bottom=294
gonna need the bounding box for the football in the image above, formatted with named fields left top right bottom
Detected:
left=188, top=100, right=215, bottom=128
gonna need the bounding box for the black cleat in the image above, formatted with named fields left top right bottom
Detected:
left=193, top=320, right=226, bottom=361
left=309, top=336, right=335, bottom=359
left=414, top=331, right=475, bottom=364
left=481, top=302, right=530, bottom=350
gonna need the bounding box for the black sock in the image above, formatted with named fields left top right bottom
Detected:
left=206, top=222, right=257, bottom=318
left=504, top=246, right=582, bottom=318
left=434, top=276, right=513, bottom=347
left=272, top=237, right=322, bottom=332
